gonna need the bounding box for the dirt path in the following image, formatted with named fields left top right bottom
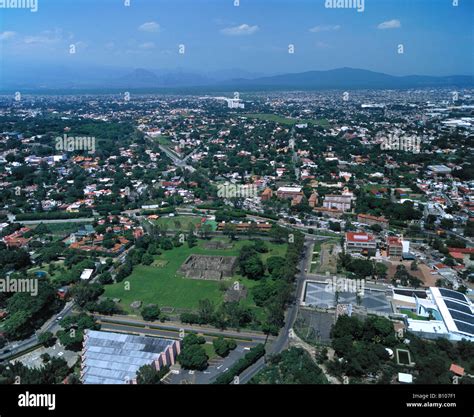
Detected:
left=289, top=333, right=340, bottom=384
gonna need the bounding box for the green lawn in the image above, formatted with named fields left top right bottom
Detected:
left=27, top=261, right=65, bottom=282
left=40, top=222, right=91, bottom=233
left=104, top=238, right=287, bottom=313
left=400, top=309, right=429, bottom=321
left=154, top=135, right=172, bottom=146
left=244, top=113, right=329, bottom=128
left=153, top=215, right=203, bottom=232
left=203, top=342, right=218, bottom=360
left=31, top=222, right=91, bottom=242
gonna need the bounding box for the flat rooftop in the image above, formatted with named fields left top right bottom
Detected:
left=302, top=281, right=392, bottom=314
left=82, top=330, right=177, bottom=384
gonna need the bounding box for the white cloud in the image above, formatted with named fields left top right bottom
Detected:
left=138, top=22, right=160, bottom=33
left=0, top=31, right=16, bottom=41
left=309, top=25, right=340, bottom=33
left=23, top=29, right=64, bottom=45
left=139, top=42, right=155, bottom=50
left=377, top=19, right=401, bottom=30
left=221, top=24, right=259, bottom=36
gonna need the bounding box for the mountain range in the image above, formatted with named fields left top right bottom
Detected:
left=1, top=66, right=472, bottom=92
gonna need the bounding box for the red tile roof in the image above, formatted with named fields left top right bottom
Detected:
left=345, top=232, right=375, bottom=242
left=449, top=364, right=465, bottom=376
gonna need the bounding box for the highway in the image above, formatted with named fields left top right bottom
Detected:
left=94, top=314, right=270, bottom=344
left=0, top=301, right=75, bottom=361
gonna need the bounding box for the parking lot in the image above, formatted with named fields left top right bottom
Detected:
left=11, top=342, right=79, bottom=369
left=162, top=344, right=251, bottom=384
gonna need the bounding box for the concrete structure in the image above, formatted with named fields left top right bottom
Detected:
left=302, top=280, right=392, bottom=314
left=398, top=373, right=413, bottom=384
left=178, top=254, right=237, bottom=280
left=217, top=221, right=272, bottom=233
left=323, top=195, right=352, bottom=212
left=313, top=206, right=343, bottom=218
left=81, top=330, right=180, bottom=384
left=344, top=232, right=377, bottom=255
left=80, top=269, right=94, bottom=280
left=387, top=236, right=403, bottom=258
left=427, top=165, right=452, bottom=176
left=276, top=186, right=303, bottom=200
left=393, top=287, right=474, bottom=342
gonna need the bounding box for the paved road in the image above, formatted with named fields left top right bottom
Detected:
left=0, top=244, right=135, bottom=362
left=95, top=315, right=270, bottom=343
left=98, top=321, right=262, bottom=346
left=0, top=301, right=75, bottom=361
left=15, top=218, right=95, bottom=225
left=165, top=345, right=252, bottom=385
left=289, top=126, right=300, bottom=179
left=158, top=144, right=196, bottom=173
left=98, top=318, right=266, bottom=385
left=237, top=236, right=314, bottom=383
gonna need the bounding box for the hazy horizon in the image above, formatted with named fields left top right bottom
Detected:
left=0, top=0, right=473, bottom=85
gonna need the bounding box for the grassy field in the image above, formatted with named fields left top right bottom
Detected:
left=30, top=222, right=91, bottom=241
left=27, top=261, right=65, bottom=282
left=104, top=237, right=287, bottom=313
left=203, top=342, right=218, bottom=360
left=310, top=242, right=322, bottom=273
left=153, top=215, right=203, bottom=232
left=154, top=135, right=172, bottom=146
left=244, top=113, right=329, bottom=128
left=41, top=222, right=91, bottom=232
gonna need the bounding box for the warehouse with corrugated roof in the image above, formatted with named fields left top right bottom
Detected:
left=81, top=330, right=180, bottom=384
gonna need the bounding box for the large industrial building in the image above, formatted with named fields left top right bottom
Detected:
left=392, top=287, right=474, bottom=342
left=81, top=330, right=181, bottom=384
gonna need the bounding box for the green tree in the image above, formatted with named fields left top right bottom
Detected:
left=141, top=305, right=161, bottom=321
left=178, top=344, right=208, bottom=371
left=38, top=331, right=56, bottom=347
left=213, top=337, right=237, bottom=357
left=142, top=253, right=154, bottom=265
left=136, top=364, right=169, bottom=384
left=222, top=223, right=236, bottom=241
left=198, top=299, right=215, bottom=324
left=374, top=262, right=388, bottom=279
left=187, top=231, right=197, bottom=248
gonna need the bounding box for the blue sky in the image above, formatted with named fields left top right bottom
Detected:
left=0, top=0, right=473, bottom=76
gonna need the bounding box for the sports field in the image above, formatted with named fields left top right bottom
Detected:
left=104, top=237, right=286, bottom=313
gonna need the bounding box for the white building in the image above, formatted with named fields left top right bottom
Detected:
left=393, top=287, right=474, bottom=342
